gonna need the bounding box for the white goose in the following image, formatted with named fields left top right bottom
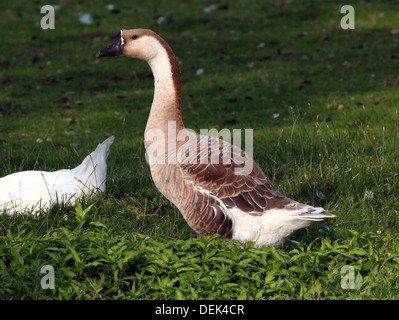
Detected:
left=0, top=136, right=114, bottom=215
left=97, top=29, right=335, bottom=247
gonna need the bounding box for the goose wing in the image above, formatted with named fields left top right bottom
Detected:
left=176, top=134, right=295, bottom=237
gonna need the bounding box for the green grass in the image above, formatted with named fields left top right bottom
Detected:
left=1, top=206, right=399, bottom=299
left=1, top=0, right=399, bottom=299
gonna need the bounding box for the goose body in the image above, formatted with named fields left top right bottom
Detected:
left=97, top=29, right=335, bottom=247
left=0, top=136, right=114, bottom=215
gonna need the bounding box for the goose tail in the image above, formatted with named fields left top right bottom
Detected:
left=294, top=205, right=336, bottom=222
left=72, top=136, right=115, bottom=183
left=93, top=136, right=115, bottom=161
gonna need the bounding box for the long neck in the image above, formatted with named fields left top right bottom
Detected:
left=145, top=39, right=183, bottom=135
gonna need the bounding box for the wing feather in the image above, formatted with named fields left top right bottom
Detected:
left=176, top=135, right=294, bottom=234
left=159, top=132, right=333, bottom=240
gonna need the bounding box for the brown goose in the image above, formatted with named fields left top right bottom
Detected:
left=96, top=29, right=335, bottom=247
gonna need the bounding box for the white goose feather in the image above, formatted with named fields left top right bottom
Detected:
left=0, top=136, right=114, bottom=215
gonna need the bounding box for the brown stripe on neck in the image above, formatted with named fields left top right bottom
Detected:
left=153, top=33, right=182, bottom=114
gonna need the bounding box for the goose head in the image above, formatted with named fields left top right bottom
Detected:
left=96, top=29, right=165, bottom=62
left=96, top=28, right=182, bottom=119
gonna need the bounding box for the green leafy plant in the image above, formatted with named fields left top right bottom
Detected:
left=73, top=202, right=95, bottom=229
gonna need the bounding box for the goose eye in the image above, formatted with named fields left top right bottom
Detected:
left=131, top=35, right=138, bottom=40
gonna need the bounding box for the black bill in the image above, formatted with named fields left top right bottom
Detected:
left=96, top=31, right=124, bottom=58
